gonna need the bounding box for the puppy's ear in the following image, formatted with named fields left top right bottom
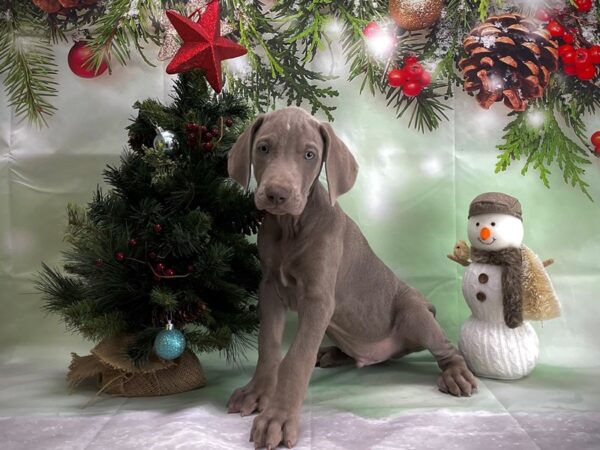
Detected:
left=319, top=122, right=358, bottom=206
left=228, top=114, right=265, bottom=190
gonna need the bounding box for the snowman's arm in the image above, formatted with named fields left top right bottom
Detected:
left=447, top=254, right=470, bottom=267
left=543, top=258, right=554, bottom=267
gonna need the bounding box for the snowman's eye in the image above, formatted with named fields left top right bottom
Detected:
left=491, top=222, right=496, bottom=226
left=476, top=222, right=480, bottom=227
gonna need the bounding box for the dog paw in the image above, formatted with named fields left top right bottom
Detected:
left=250, top=406, right=299, bottom=449
left=227, top=379, right=275, bottom=416
left=438, top=364, right=478, bottom=397
left=316, top=346, right=353, bottom=368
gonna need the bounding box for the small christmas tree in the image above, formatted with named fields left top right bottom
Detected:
left=36, top=71, right=262, bottom=379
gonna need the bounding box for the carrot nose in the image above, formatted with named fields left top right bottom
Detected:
left=480, top=227, right=491, bottom=241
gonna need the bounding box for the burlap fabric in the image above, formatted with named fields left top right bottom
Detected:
left=67, top=334, right=206, bottom=397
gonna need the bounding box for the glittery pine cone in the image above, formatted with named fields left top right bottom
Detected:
left=459, top=13, right=559, bottom=111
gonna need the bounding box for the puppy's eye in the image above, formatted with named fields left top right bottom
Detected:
left=476, top=222, right=480, bottom=227
left=491, top=222, right=496, bottom=227
left=304, top=151, right=315, bottom=160
left=258, top=144, right=269, bottom=154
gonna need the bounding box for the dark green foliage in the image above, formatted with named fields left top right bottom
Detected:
left=36, top=71, right=262, bottom=365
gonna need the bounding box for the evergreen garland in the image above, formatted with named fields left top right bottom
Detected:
left=36, top=71, right=262, bottom=366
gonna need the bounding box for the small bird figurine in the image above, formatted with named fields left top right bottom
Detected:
left=447, top=240, right=471, bottom=266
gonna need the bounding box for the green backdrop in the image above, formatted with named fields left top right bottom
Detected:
left=1, top=37, right=599, bottom=370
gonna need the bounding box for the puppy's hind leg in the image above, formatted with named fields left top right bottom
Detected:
left=316, top=346, right=354, bottom=368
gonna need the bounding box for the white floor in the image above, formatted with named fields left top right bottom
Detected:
left=1, top=350, right=599, bottom=450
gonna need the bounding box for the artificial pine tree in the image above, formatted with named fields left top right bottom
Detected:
left=36, top=71, right=262, bottom=395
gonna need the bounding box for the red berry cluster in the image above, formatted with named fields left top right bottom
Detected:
left=545, top=20, right=600, bottom=81
left=387, top=56, right=432, bottom=97
left=185, top=119, right=232, bottom=152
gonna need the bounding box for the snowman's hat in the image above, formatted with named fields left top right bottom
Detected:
left=468, top=192, right=522, bottom=220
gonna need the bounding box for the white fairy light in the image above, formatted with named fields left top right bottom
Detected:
left=366, top=29, right=395, bottom=60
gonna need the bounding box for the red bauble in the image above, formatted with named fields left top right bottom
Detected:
left=589, top=45, right=600, bottom=64
left=561, top=50, right=576, bottom=65
left=164, top=268, right=176, bottom=277
left=575, top=48, right=590, bottom=67
left=115, top=252, right=125, bottom=262
left=591, top=131, right=600, bottom=148
left=404, top=62, right=424, bottom=81
left=419, top=70, right=432, bottom=87
left=546, top=21, right=564, bottom=37
left=363, top=21, right=381, bottom=38
left=576, top=64, right=596, bottom=81
left=563, top=64, right=577, bottom=76
left=68, top=42, right=108, bottom=78
left=574, top=0, right=593, bottom=13
left=562, top=32, right=574, bottom=44
left=387, top=68, right=406, bottom=87
left=153, top=223, right=163, bottom=234
left=403, top=81, right=423, bottom=97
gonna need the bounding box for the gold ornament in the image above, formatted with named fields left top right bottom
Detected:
left=389, top=0, right=444, bottom=31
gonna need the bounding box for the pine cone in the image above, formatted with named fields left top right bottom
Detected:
left=459, top=13, right=559, bottom=111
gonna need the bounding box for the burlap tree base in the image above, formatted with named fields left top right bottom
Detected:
left=67, top=334, right=206, bottom=397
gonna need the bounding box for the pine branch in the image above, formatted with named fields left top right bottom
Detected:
left=0, top=1, right=58, bottom=126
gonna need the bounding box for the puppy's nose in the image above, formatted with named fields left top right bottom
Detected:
left=265, top=185, right=290, bottom=206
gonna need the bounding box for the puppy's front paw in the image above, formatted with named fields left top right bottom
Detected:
left=438, top=364, right=478, bottom=397
left=227, top=379, right=275, bottom=416
left=250, top=406, right=299, bottom=449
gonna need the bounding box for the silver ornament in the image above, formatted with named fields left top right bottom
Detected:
left=153, top=127, right=177, bottom=152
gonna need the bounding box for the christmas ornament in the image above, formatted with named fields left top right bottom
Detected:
left=153, top=223, right=163, bottom=234
left=153, top=126, right=177, bottom=152
left=115, top=252, right=125, bottom=262
left=591, top=131, right=600, bottom=150
left=153, top=320, right=187, bottom=360
left=68, top=41, right=108, bottom=78
left=389, top=0, right=443, bottom=31
left=459, top=13, right=559, bottom=111
left=157, top=0, right=234, bottom=61
left=451, top=192, right=560, bottom=380
left=165, top=1, right=247, bottom=93
left=128, top=238, right=138, bottom=247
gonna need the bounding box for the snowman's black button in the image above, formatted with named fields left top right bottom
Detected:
left=476, top=292, right=486, bottom=302
left=478, top=273, right=489, bottom=284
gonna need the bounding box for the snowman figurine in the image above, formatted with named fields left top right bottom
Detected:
left=453, top=192, right=561, bottom=380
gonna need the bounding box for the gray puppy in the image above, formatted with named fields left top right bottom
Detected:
left=227, top=107, right=476, bottom=449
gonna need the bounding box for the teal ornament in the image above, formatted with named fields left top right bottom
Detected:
left=153, top=320, right=186, bottom=360
left=153, top=126, right=177, bottom=153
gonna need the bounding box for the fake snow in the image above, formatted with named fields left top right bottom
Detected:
left=479, top=35, right=496, bottom=49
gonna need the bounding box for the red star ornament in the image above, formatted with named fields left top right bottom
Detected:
left=165, top=1, right=247, bottom=93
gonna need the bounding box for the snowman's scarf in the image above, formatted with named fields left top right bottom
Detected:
left=470, top=247, right=523, bottom=329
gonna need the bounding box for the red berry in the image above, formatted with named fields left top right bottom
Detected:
left=155, top=263, right=165, bottom=273
left=558, top=44, right=574, bottom=56
left=404, top=55, right=418, bottom=65
left=115, top=252, right=125, bottom=262
left=403, top=81, right=423, bottom=97
left=574, top=0, right=593, bottom=13
left=387, top=68, right=406, bottom=87
left=535, top=9, right=550, bottom=22
left=203, top=142, right=214, bottom=151
left=404, top=62, right=424, bottom=81
left=561, top=50, right=576, bottom=65
left=575, top=48, right=590, bottom=67
left=153, top=223, right=163, bottom=234
left=589, top=45, right=600, bottom=64
left=563, top=64, right=577, bottom=76
left=187, top=264, right=195, bottom=273
left=576, top=63, right=596, bottom=81
left=546, top=21, right=564, bottom=37
left=128, top=238, right=137, bottom=247
left=200, top=125, right=208, bottom=134
left=591, top=131, right=600, bottom=148
left=419, top=70, right=432, bottom=87
left=164, top=268, right=176, bottom=277
left=211, top=127, right=219, bottom=136
left=225, top=118, right=234, bottom=127
left=363, top=22, right=380, bottom=38
left=95, top=258, right=104, bottom=267
left=562, top=32, right=574, bottom=44
left=148, top=252, right=157, bottom=260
